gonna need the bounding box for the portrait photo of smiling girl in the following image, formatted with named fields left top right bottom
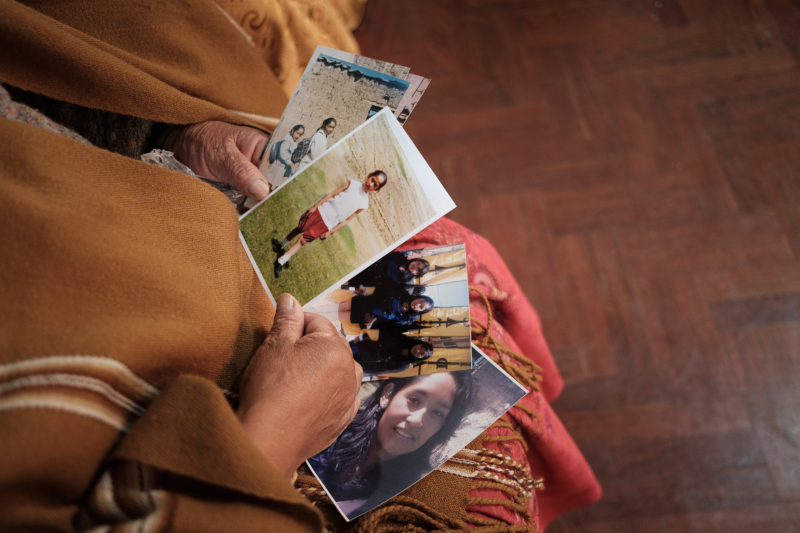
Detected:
left=307, top=347, right=528, bottom=521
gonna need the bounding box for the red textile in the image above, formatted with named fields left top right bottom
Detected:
left=398, top=217, right=602, bottom=530
left=298, top=209, right=329, bottom=243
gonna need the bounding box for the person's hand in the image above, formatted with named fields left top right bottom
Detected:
left=364, top=312, right=375, bottom=324
left=320, top=231, right=331, bottom=240
left=163, top=121, right=271, bottom=201
left=308, top=206, right=318, bottom=214
left=236, top=294, right=362, bottom=480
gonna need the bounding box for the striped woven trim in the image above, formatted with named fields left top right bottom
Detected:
left=439, top=448, right=544, bottom=498
left=79, top=462, right=173, bottom=533
left=2, top=357, right=173, bottom=531
left=0, top=355, right=159, bottom=432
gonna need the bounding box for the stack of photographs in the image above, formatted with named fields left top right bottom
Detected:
left=236, top=48, right=529, bottom=522
left=241, top=46, right=431, bottom=213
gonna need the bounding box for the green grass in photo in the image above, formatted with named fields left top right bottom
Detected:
left=240, top=167, right=359, bottom=305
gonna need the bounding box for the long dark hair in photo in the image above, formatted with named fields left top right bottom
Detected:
left=349, top=252, right=430, bottom=287
left=352, top=287, right=435, bottom=327
left=314, top=372, right=473, bottom=501
left=318, top=117, right=336, bottom=132
left=389, top=254, right=430, bottom=283
left=373, top=338, right=432, bottom=374
left=394, top=338, right=434, bottom=362
left=407, top=258, right=430, bottom=278
left=351, top=333, right=434, bottom=375
left=398, top=292, right=434, bottom=315
left=393, top=256, right=429, bottom=284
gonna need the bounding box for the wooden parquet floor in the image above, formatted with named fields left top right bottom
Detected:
left=355, top=1, right=800, bottom=531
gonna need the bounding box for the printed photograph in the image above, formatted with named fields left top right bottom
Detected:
left=307, top=345, right=528, bottom=522
left=257, top=47, right=413, bottom=196
left=307, top=47, right=410, bottom=82
left=394, top=74, right=431, bottom=124
left=240, top=109, right=455, bottom=307
left=308, top=244, right=472, bottom=380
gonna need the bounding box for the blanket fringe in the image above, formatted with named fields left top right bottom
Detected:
left=292, top=285, right=546, bottom=532
left=469, top=286, right=543, bottom=394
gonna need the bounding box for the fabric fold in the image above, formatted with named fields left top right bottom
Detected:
left=0, top=0, right=288, bottom=126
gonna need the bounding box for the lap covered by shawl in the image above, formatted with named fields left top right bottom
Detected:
left=0, top=1, right=360, bottom=531
left=296, top=218, right=601, bottom=532
left=0, top=1, right=599, bottom=531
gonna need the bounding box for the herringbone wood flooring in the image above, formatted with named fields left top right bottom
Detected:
left=355, top=1, right=800, bottom=530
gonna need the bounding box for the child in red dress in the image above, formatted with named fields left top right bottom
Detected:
left=271, top=170, right=388, bottom=277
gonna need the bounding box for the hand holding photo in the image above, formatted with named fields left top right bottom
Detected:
left=239, top=109, right=455, bottom=307
left=307, top=345, right=528, bottom=522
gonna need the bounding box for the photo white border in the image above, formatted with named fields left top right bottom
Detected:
left=240, top=107, right=455, bottom=309
left=305, top=343, right=528, bottom=522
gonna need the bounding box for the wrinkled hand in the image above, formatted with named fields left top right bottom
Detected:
left=320, top=231, right=331, bottom=240
left=164, top=121, right=271, bottom=200
left=237, top=294, right=362, bottom=480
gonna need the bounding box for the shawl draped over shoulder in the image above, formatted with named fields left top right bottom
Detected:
left=0, top=0, right=363, bottom=531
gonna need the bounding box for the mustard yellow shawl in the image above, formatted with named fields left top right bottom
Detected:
left=0, top=1, right=361, bottom=531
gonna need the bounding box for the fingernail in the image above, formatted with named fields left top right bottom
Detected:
left=277, top=293, right=294, bottom=312
left=248, top=179, right=269, bottom=199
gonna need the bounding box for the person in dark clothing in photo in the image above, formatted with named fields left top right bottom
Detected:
left=348, top=251, right=430, bottom=289
left=349, top=327, right=434, bottom=376
left=339, top=285, right=434, bottom=329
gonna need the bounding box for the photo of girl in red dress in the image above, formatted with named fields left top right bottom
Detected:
left=239, top=110, right=454, bottom=306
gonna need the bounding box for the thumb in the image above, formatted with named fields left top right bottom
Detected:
left=222, top=145, right=270, bottom=201
left=268, top=294, right=305, bottom=345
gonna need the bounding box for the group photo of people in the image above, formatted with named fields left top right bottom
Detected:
left=240, top=110, right=442, bottom=306
left=310, top=243, right=473, bottom=380
left=262, top=117, right=337, bottom=193
left=307, top=347, right=528, bottom=522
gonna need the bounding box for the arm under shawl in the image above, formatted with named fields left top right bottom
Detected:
left=0, top=111, right=320, bottom=532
